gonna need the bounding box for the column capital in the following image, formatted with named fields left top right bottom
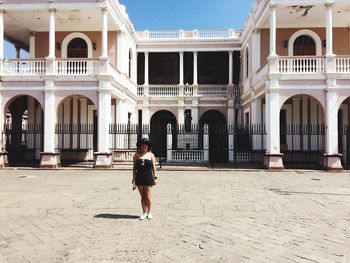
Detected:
left=144, top=51, right=149, bottom=56
left=228, top=50, right=234, bottom=55
left=29, top=31, right=36, bottom=37
left=101, top=7, right=108, bottom=13
left=48, top=8, right=57, bottom=13
left=179, top=51, right=184, bottom=55
left=270, top=3, right=277, bottom=8
left=193, top=51, right=198, bottom=55
left=325, top=1, right=334, bottom=8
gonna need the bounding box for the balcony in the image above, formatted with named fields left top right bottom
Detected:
left=0, top=58, right=137, bottom=94
left=137, top=84, right=229, bottom=98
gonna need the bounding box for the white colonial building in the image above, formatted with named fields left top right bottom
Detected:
left=1, top=0, right=350, bottom=170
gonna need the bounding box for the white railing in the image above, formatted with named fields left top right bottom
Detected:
left=2, top=59, right=46, bottom=75
left=336, top=56, right=350, bottom=73
left=56, top=59, right=99, bottom=75
left=171, top=150, right=205, bottom=163
left=278, top=56, right=326, bottom=74
left=198, top=85, right=228, bottom=96
left=137, top=86, right=144, bottom=96
left=149, top=85, right=179, bottom=96
left=137, top=30, right=241, bottom=40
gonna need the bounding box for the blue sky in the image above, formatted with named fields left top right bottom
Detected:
left=5, top=0, right=253, bottom=57
left=120, top=0, right=252, bottom=30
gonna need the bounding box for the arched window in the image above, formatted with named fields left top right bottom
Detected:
left=129, top=49, right=132, bottom=78
left=293, top=35, right=316, bottom=56
left=67, top=38, right=88, bottom=58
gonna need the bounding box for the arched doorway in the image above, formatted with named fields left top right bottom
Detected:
left=67, top=38, right=88, bottom=58
left=4, top=95, right=43, bottom=166
left=56, top=95, right=97, bottom=166
left=280, top=95, right=325, bottom=168
left=150, top=110, right=177, bottom=158
left=293, top=35, right=316, bottom=56
left=200, top=110, right=228, bottom=163
left=338, top=98, right=350, bottom=169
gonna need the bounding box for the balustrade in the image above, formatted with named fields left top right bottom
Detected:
left=56, top=59, right=99, bottom=75
left=277, top=56, right=325, bottom=74
left=2, top=59, right=46, bottom=75
left=336, top=56, right=350, bottom=73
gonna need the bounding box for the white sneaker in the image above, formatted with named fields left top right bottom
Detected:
left=147, top=213, right=152, bottom=219
left=139, top=213, right=148, bottom=220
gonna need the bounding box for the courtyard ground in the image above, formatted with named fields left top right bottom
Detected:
left=0, top=169, right=350, bottom=262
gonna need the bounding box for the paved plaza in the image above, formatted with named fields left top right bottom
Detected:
left=0, top=169, right=350, bottom=262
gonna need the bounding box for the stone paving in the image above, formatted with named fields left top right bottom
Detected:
left=0, top=169, right=350, bottom=262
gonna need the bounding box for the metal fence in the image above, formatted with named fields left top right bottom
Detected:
left=55, top=124, right=95, bottom=166
left=2, top=123, right=42, bottom=165
left=280, top=124, right=325, bottom=169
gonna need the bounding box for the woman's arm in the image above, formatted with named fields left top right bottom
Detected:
left=151, top=153, right=157, bottom=180
left=132, top=154, right=137, bottom=183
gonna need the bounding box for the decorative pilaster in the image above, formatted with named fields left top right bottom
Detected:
left=178, top=100, right=185, bottom=126
left=325, top=2, right=336, bottom=74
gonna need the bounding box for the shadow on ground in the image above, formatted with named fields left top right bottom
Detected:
left=94, top=214, right=139, bottom=220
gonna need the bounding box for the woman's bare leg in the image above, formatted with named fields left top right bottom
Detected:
left=144, top=186, right=152, bottom=213
left=137, top=186, right=146, bottom=213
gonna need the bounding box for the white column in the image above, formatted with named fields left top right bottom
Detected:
left=80, top=99, right=87, bottom=124
left=166, top=124, right=172, bottom=161
left=0, top=10, right=4, bottom=59
left=179, top=51, right=184, bottom=85
left=265, top=83, right=280, bottom=154
left=116, top=99, right=126, bottom=123
left=29, top=32, right=36, bottom=59
left=252, top=29, right=261, bottom=72
left=325, top=3, right=334, bottom=56
left=192, top=101, right=199, bottom=126
left=269, top=4, right=277, bottom=57
left=48, top=8, right=56, bottom=58
left=43, top=87, right=56, bottom=152
left=142, top=101, right=150, bottom=126
left=101, top=7, right=108, bottom=58
left=252, top=97, right=262, bottom=125
left=117, top=30, right=125, bottom=72
left=228, top=51, right=233, bottom=85
left=98, top=90, right=111, bottom=153
left=326, top=87, right=338, bottom=154
left=193, top=51, right=198, bottom=85
left=144, top=52, right=149, bottom=85
left=178, top=101, right=185, bottom=126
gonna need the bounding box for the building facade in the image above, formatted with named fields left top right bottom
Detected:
left=1, top=0, right=349, bottom=170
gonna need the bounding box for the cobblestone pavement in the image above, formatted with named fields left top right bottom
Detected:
left=1, top=169, right=350, bottom=263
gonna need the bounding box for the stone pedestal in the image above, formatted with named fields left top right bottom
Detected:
left=40, top=152, right=59, bottom=168
left=322, top=154, right=342, bottom=172
left=94, top=152, right=112, bottom=168
left=264, top=153, right=284, bottom=171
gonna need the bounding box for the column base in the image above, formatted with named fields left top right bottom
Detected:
left=94, top=152, right=112, bottom=168
left=264, top=153, right=284, bottom=171
left=40, top=152, right=59, bottom=168
left=322, top=154, right=343, bottom=172
left=0, top=151, right=8, bottom=168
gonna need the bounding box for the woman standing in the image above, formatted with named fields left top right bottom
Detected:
left=132, top=138, right=157, bottom=220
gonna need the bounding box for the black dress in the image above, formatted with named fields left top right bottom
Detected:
left=135, top=159, right=155, bottom=186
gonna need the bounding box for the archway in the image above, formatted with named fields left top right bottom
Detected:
left=199, top=110, right=228, bottom=163
left=67, top=38, right=88, bottom=58
left=56, top=95, right=97, bottom=165
left=150, top=110, right=177, bottom=158
left=4, top=95, right=43, bottom=166
left=338, top=98, right=350, bottom=169
left=279, top=94, right=325, bottom=168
